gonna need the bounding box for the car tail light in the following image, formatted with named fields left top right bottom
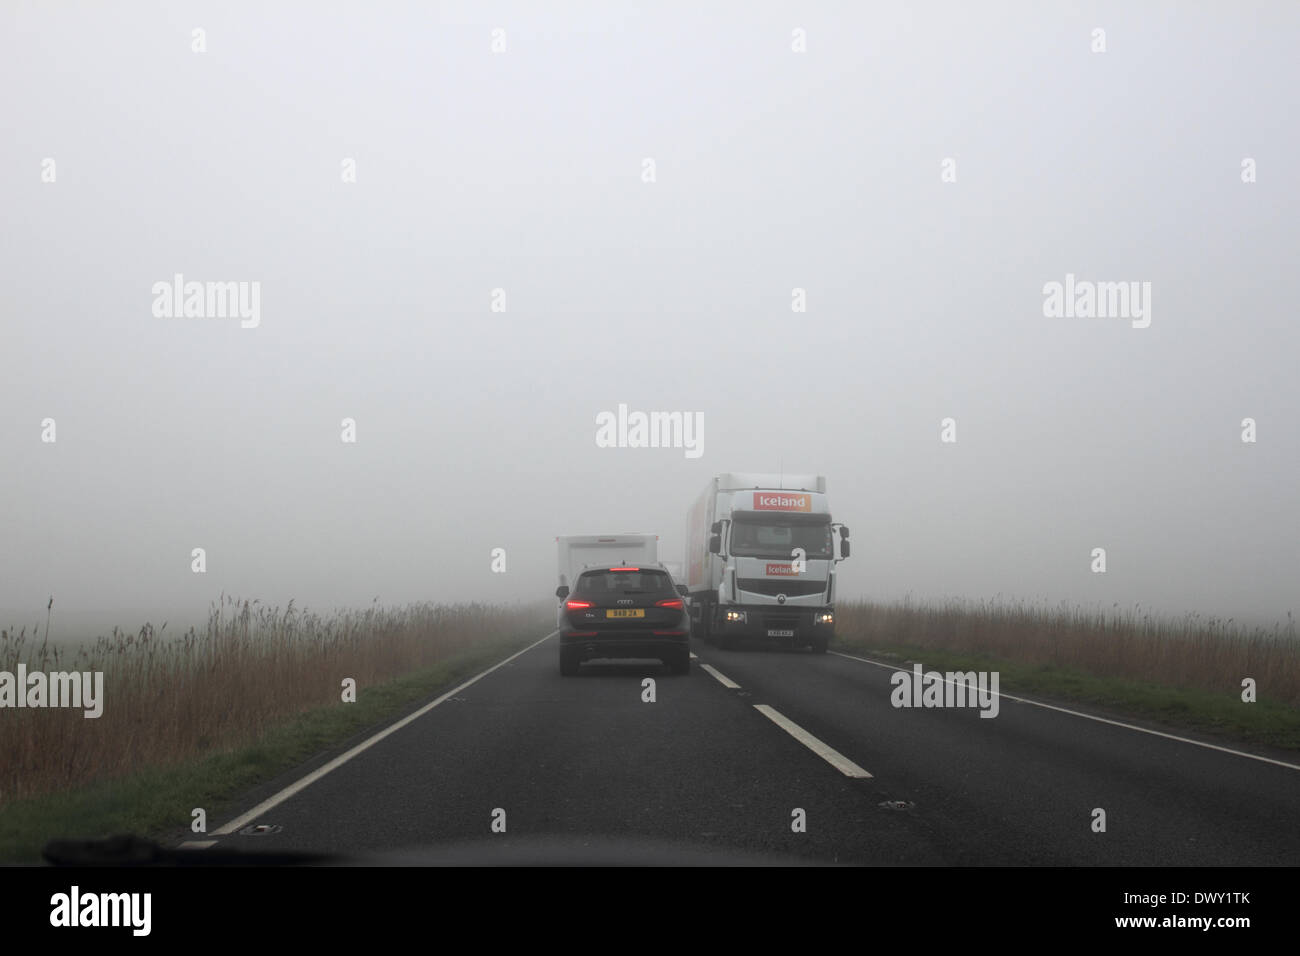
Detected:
left=565, top=599, right=593, bottom=610
left=655, top=598, right=684, bottom=609
left=610, top=567, right=639, bottom=572
left=653, top=630, right=686, bottom=636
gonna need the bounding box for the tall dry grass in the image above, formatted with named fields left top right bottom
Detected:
left=0, top=595, right=547, bottom=805
left=836, top=597, right=1300, bottom=706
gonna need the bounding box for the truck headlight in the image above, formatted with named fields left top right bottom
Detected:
left=725, top=610, right=746, bottom=623
left=816, top=612, right=833, bottom=624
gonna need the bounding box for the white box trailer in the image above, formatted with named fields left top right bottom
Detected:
left=555, top=533, right=659, bottom=593
left=686, top=473, right=849, bottom=651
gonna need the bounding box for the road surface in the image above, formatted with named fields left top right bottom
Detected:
left=180, top=631, right=1300, bottom=865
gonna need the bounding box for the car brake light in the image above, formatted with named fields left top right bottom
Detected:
left=610, top=567, right=639, bottom=572
left=565, top=599, right=593, bottom=609
left=655, top=598, right=684, bottom=609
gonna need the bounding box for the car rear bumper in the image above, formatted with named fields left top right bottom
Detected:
left=560, top=630, right=689, bottom=660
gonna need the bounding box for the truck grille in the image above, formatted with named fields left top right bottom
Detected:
left=737, top=579, right=826, bottom=598
left=762, top=614, right=803, bottom=631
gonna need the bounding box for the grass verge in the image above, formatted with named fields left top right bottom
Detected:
left=833, top=636, right=1300, bottom=754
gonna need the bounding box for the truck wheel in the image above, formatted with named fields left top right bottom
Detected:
left=695, top=602, right=712, bottom=643
left=810, top=636, right=829, bottom=654
left=708, top=606, right=734, bottom=648
left=560, top=649, right=580, bottom=676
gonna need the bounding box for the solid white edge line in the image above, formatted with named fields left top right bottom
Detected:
left=829, top=649, right=1300, bottom=773
left=753, top=704, right=873, bottom=778
left=209, top=631, right=559, bottom=838
left=699, top=663, right=740, bottom=689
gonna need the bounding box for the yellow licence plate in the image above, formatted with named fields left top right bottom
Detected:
left=606, top=609, right=645, bottom=619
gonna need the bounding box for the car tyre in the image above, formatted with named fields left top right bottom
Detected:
left=667, top=649, right=690, bottom=675
left=560, top=648, right=581, bottom=676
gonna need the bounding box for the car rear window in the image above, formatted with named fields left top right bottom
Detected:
left=576, top=570, right=672, bottom=594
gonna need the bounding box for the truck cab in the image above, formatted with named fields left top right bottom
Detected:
left=687, top=475, right=849, bottom=652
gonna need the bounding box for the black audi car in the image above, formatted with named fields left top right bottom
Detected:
left=555, top=566, right=691, bottom=676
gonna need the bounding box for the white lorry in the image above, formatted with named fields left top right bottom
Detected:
left=685, top=473, right=849, bottom=652
left=555, top=533, right=660, bottom=594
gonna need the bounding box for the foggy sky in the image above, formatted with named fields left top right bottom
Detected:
left=3, top=2, right=1298, bottom=639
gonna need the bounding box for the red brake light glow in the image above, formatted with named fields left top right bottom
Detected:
left=565, top=599, right=593, bottom=609
left=610, top=567, right=639, bottom=572
left=655, top=598, right=684, bottom=609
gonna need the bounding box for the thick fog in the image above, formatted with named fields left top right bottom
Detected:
left=3, top=3, right=1297, bottom=639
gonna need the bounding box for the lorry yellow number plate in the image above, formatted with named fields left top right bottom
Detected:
left=606, top=609, right=645, bottom=619
left=768, top=629, right=795, bottom=637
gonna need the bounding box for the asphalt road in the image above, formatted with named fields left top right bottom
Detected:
left=184, top=631, right=1300, bottom=865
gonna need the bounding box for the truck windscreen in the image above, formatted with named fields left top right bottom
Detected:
left=729, top=515, right=833, bottom=559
